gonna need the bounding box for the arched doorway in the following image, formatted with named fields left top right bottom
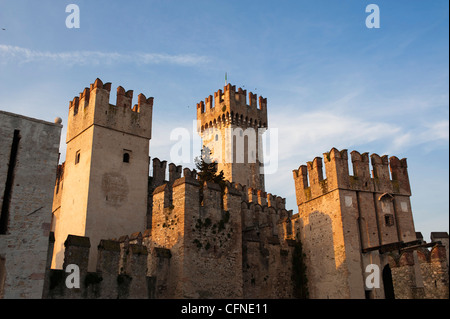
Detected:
left=383, top=264, right=395, bottom=299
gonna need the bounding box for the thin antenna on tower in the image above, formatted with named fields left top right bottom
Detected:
left=225, top=72, right=228, bottom=85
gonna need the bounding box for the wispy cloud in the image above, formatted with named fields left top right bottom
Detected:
left=263, top=108, right=449, bottom=210
left=0, top=44, right=209, bottom=66
left=389, top=119, right=450, bottom=153
left=271, top=109, right=449, bottom=159
left=270, top=111, right=400, bottom=161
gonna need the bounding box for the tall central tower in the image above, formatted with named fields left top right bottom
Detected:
left=197, top=83, right=268, bottom=191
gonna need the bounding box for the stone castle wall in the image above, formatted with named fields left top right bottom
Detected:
left=2, top=79, right=448, bottom=300
left=44, top=162, right=296, bottom=299
left=51, top=79, right=153, bottom=271
left=0, top=111, right=61, bottom=298
left=389, top=245, right=449, bottom=299
left=292, top=147, right=448, bottom=299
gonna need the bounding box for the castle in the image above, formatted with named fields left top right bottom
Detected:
left=0, top=78, right=448, bottom=299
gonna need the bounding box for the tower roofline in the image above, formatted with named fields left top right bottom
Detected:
left=293, top=147, right=411, bottom=205
left=66, top=78, right=154, bottom=142
left=196, top=83, right=268, bottom=132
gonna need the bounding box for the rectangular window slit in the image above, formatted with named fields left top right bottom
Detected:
left=1, top=130, right=21, bottom=234
left=75, top=150, right=80, bottom=165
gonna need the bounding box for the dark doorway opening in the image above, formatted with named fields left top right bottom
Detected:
left=0, top=256, right=6, bottom=299
left=383, top=264, right=395, bottom=299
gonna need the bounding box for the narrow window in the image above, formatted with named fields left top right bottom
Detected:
left=75, top=150, right=80, bottom=165
left=1, top=130, right=21, bottom=234
left=123, top=152, right=130, bottom=163
left=384, top=214, right=394, bottom=227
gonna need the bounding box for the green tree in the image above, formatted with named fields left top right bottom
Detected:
left=195, top=147, right=226, bottom=207
left=194, top=147, right=226, bottom=190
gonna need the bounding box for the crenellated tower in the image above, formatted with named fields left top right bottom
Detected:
left=197, top=83, right=268, bottom=191
left=51, top=78, right=153, bottom=271
left=292, top=147, right=417, bottom=299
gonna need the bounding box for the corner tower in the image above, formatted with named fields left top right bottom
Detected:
left=292, top=148, right=416, bottom=299
left=197, top=84, right=268, bottom=191
left=51, top=78, right=153, bottom=271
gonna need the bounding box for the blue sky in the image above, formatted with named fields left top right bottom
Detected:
left=0, top=0, right=448, bottom=240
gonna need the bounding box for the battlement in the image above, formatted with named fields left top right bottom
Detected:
left=44, top=233, right=170, bottom=299
left=151, top=160, right=286, bottom=208
left=388, top=244, right=448, bottom=268
left=66, top=78, right=154, bottom=142
left=197, top=83, right=268, bottom=133
left=151, top=162, right=291, bottom=236
left=149, top=158, right=193, bottom=190
left=293, top=147, right=411, bottom=205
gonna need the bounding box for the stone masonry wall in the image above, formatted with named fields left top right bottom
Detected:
left=0, top=110, right=61, bottom=298
left=197, top=83, right=267, bottom=191
left=51, top=78, right=153, bottom=272
left=390, top=245, right=449, bottom=299
left=43, top=163, right=296, bottom=299
left=292, top=148, right=421, bottom=299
